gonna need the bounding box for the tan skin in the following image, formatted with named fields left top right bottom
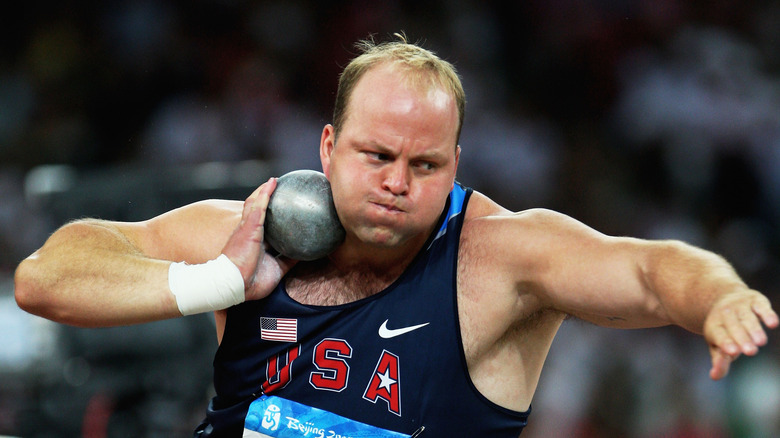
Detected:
left=15, top=62, right=778, bottom=414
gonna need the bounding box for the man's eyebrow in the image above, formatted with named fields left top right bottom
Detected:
left=359, top=140, right=392, bottom=151
left=356, top=140, right=449, bottom=161
left=352, top=140, right=395, bottom=155
left=412, top=147, right=451, bottom=162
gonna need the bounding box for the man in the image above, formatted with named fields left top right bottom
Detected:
left=15, top=35, right=777, bottom=437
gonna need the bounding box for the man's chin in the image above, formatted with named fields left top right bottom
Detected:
left=355, top=226, right=407, bottom=248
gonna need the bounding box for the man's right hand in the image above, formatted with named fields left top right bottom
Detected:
left=221, top=178, right=298, bottom=301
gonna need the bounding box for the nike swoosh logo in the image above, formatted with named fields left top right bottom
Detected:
left=378, top=319, right=430, bottom=339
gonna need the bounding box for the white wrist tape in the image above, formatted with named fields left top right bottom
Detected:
left=168, top=254, right=245, bottom=315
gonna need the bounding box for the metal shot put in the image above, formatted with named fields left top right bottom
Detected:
left=265, top=170, right=345, bottom=260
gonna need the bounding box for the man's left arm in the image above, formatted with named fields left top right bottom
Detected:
left=507, top=208, right=778, bottom=380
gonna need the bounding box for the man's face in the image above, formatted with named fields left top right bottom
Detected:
left=320, top=63, right=460, bottom=250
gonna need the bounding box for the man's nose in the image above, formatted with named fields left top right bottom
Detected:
left=382, top=161, right=410, bottom=195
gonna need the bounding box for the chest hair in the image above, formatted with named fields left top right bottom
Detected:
left=285, top=264, right=401, bottom=306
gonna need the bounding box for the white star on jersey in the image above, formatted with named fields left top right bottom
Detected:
left=376, top=369, right=396, bottom=391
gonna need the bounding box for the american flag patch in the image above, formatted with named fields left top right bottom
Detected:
left=260, top=317, right=298, bottom=342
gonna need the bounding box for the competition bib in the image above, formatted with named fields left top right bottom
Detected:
left=243, top=395, right=412, bottom=438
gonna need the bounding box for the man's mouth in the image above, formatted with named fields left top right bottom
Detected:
left=371, top=201, right=405, bottom=213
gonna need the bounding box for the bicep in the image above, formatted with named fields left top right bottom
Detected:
left=502, top=209, right=671, bottom=328
left=120, top=199, right=243, bottom=263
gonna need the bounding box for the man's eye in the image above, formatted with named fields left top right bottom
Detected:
left=368, top=152, right=389, bottom=161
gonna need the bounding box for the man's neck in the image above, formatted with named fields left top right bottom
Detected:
left=285, top=234, right=428, bottom=306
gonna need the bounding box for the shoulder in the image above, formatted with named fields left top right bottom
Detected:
left=463, top=191, right=586, bottom=247
left=459, top=192, right=604, bottom=296
left=457, top=193, right=568, bottom=337
left=464, top=190, right=570, bottom=223
left=458, top=192, right=548, bottom=291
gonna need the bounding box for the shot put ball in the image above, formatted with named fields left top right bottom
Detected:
left=264, top=169, right=346, bottom=260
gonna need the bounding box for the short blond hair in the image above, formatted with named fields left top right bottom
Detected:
left=332, top=33, right=466, bottom=146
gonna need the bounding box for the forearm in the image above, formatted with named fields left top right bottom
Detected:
left=642, top=240, right=748, bottom=334
left=14, top=219, right=180, bottom=327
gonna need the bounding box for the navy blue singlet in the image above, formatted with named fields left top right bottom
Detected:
left=195, top=184, right=530, bottom=437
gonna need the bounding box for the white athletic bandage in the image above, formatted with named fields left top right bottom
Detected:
left=168, top=254, right=246, bottom=316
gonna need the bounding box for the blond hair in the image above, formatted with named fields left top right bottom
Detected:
left=332, top=33, right=465, bottom=146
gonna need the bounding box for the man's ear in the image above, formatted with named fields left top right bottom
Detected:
left=320, top=124, right=336, bottom=178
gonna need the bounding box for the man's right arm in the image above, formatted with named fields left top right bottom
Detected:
left=14, top=178, right=293, bottom=328
left=13, top=199, right=241, bottom=327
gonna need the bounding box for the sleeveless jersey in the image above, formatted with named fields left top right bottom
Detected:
left=194, top=184, right=530, bottom=437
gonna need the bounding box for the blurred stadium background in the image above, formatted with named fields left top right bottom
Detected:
left=1, top=1, right=779, bottom=437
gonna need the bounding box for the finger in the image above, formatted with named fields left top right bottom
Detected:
left=235, top=178, right=277, bottom=246
left=722, top=307, right=761, bottom=355
left=709, top=347, right=735, bottom=380
left=737, top=304, right=770, bottom=347
left=752, top=296, right=779, bottom=329
left=242, top=178, right=276, bottom=222
left=706, top=322, right=741, bottom=357
left=246, top=181, right=265, bottom=201
left=256, top=177, right=277, bottom=222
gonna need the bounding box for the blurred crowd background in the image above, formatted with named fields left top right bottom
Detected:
left=1, top=1, right=779, bottom=437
